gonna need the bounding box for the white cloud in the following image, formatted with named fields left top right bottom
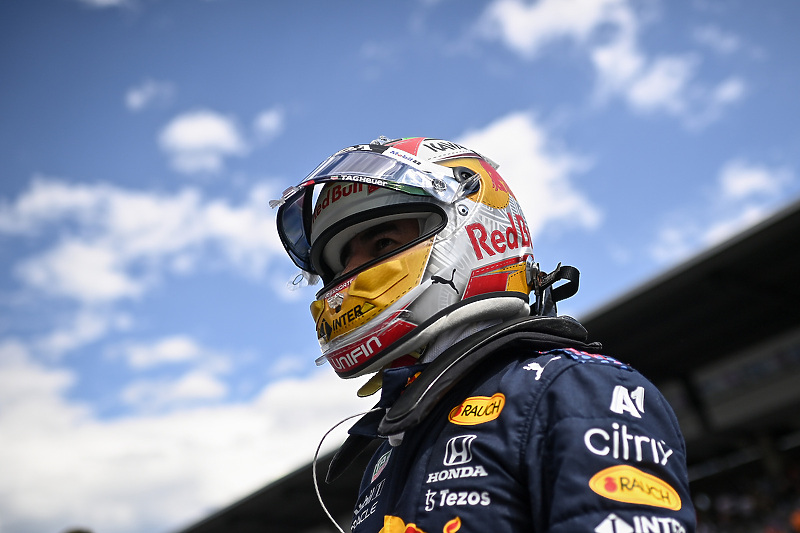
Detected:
left=589, top=19, right=643, bottom=95
left=625, top=55, right=696, bottom=114
left=0, top=341, right=87, bottom=429
left=683, top=76, right=747, bottom=130
left=269, top=353, right=310, bottom=377
left=479, top=0, right=625, bottom=59
left=0, top=178, right=107, bottom=234
left=125, top=79, right=175, bottom=112
left=159, top=110, right=248, bottom=175
left=479, top=0, right=746, bottom=127
left=0, top=339, right=367, bottom=533
left=156, top=107, right=287, bottom=175
left=36, top=308, right=131, bottom=358
left=701, top=204, right=770, bottom=245
left=253, top=107, right=285, bottom=143
left=457, top=111, right=601, bottom=237
left=650, top=159, right=795, bottom=263
left=692, top=25, right=741, bottom=55
left=120, top=335, right=204, bottom=369
left=714, top=77, right=746, bottom=105
left=112, top=336, right=237, bottom=413
left=121, top=369, right=229, bottom=410
left=719, top=159, right=792, bottom=200
left=17, top=240, right=147, bottom=303
left=0, top=178, right=285, bottom=304
left=649, top=221, right=698, bottom=264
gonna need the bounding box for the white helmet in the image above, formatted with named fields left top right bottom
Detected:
left=273, top=137, right=536, bottom=378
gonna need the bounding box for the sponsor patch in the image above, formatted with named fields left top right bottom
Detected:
left=376, top=515, right=462, bottom=533
left=523, top=356, right=561, bottom=380
left=589, top=465, right=681, bottom=511
left=448, top=394, right=505, bottom=426
left=465, top=213, right=530, bottom=261
left=371, top=450, right=391, bottom=482
left=610, top=385, right=645, bottom=418
left=352, top=479, right=385, bottom=530
left=443, top=434, right=476, bottom=466
left=426, top=465, right=488, bottom=484
left=424, top=489, right=491, bottom=511
left=443, top=517, right=462, bottom=533
left=426, top=434, right=487, bottom=484
left=380, top=515, right=425, bottom=533
left=327, top=318, right=416, bottom=374
left=584, top=422, right=674, bottom=465
left=595, top=512, right=686, bottom=533
left=312, top=182, right=377, bottom=222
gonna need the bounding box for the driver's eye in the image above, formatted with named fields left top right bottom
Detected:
left=336, top=218, right=420, bottom=276
left=373, top=236, right=396, bottom=253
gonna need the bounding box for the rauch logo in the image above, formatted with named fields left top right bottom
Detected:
left=448, top=393, right=505, bottom=426
left=588, top=465, right=681, bottom=511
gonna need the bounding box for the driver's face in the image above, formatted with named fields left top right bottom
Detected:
left=339, top=219, right=420, bottom=276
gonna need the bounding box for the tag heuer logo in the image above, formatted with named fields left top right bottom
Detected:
left=371, top=450, right=391, bottom=482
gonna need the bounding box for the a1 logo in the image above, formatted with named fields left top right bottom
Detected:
left=610, top=385, right=645, bottom=418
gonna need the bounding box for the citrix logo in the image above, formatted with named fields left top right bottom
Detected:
left=584, top=422, right=674, bottom=466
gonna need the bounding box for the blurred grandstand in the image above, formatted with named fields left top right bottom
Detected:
left=178, top=198, right=800, bottom=533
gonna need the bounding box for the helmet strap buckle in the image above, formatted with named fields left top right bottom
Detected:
left=529, top=262, right=580, bottom=316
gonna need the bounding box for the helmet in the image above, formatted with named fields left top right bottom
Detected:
left=273, top=137, right=535, bottom=379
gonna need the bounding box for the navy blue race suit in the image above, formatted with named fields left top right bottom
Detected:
left=327, top=316, right=696, bottom=533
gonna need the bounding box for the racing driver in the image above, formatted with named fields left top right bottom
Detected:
left=272, top=137, right=696, bottom=533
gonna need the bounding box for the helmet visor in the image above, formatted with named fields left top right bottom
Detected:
left=275, top=148, right=471, bottom=273
left=304, top=148, right=466, bottom=202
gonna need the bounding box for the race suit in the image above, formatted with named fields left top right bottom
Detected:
left=328, top=316, right=696, bottom=533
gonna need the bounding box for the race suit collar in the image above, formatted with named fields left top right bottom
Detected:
left=347, top=363, right=427, bottom=439
left=326, top=315, right=602, bottom=483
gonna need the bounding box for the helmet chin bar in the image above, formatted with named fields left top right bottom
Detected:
left=317, top=292, right=531, bottom=378
left=313, top=276, right=435, bottom=373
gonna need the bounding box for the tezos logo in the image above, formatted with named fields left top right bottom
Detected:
left=424, top=488, right=490, bottom=512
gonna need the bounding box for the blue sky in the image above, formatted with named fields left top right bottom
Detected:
left=1, top=0, right=799, bottom=532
